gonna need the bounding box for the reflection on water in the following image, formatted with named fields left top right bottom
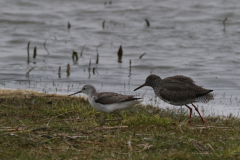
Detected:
left=0, top=0, right=240, bottom=116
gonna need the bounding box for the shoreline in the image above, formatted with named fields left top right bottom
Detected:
left=0, top=88, right=237, bottom=118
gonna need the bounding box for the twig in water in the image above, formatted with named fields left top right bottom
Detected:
left=33, top=47, right=37, bottom=59
left=96, top=53, right=99, bottom=64
left=72, top=51, right=78, bottom=61
left=68, top=21, right=71, bottom=29
left=96, top=44, right=102, bottom=64
left=128, top=59, right=131, bottom=77
left=117, top=45, right=123, bottom=63
left=67, top=64, right=70, bottom=77
left=26, top=67, right=35, bottom=77
left=88, top=59, right=91, bottom=70
left=96, top=44, right=103, bottom=54
left=80, top=45, right=86, bottom=57
left=139, top=53, right=146, bottom=59
left=58, top=66, right=61, bottom=74
left=88, top=59, right=91, bottom=78
left=102, top=20, right=105, bottom=29
left=223, top=17, right=227, bottom=31
left=58, top=66, right=61, bottom=78
left=145, top=19, right=150, bottom=27
left=50, top=35, right=57, bottom=42
left=44, top=39, right=50, bottom=55
left=150, top=69, right=154, bottom=74
left=27, top=41, right=31, bottom=64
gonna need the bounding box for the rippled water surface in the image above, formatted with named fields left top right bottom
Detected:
left=1, top=0, right=240, bottom=116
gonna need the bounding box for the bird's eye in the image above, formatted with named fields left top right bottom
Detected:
left=83, top=87, right=86, bottom=90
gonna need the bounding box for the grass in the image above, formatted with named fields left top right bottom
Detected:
left=0, top=89, right=240, bottom=159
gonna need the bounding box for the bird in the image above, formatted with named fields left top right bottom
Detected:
left=69, top=85, right=141, bottom=126
left=134, top=74, right=214, bottom=124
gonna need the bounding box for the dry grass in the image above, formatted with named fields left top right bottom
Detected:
left=0, top=89, right=240, bottom=159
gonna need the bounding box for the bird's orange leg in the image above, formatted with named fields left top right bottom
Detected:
left=185, top=105, right=192, bottom=124
left=191, top=103, right=205, bottom=124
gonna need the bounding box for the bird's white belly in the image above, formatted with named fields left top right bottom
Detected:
left=88, top=98, right=140, bottom=113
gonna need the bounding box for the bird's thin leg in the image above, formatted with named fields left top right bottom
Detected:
left=185, top=105, right=192, bottom=124
left=100, top=117, right=120, bottom=126
left=100, top=113, right=124, bottom=126
left=191, top=103, right=205, bottom=124
left=100, top=117, right=107, bottom=127
left=114, top=113, right=123, bottom=124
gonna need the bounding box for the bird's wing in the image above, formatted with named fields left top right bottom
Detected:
left=163, top=75, right=195, bottom=84
left=158, top=84, right=213, bottom=103
left=94, top=92, right=140, bottom=105
left=159, top=88, right=196, bottom=102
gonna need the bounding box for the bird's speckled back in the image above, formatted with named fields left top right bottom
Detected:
left=150, top=75, right=214, bottom=106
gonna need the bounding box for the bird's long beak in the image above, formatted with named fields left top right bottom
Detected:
left=134, top=83, right=146, bottom=91
left=68, top=90, right=82, bottom=96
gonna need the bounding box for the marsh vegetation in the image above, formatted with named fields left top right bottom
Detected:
left=0, top=89, right=240, bottom=159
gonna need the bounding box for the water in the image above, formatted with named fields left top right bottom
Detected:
left=1, top=0, right=240, bottom=116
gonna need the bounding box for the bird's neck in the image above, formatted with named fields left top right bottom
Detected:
left=149, top=79, right=162, bottom=88
left=86, top=90, right=97, bottom=98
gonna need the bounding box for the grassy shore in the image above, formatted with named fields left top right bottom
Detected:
left=0, top=89, right=240, bottom=160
